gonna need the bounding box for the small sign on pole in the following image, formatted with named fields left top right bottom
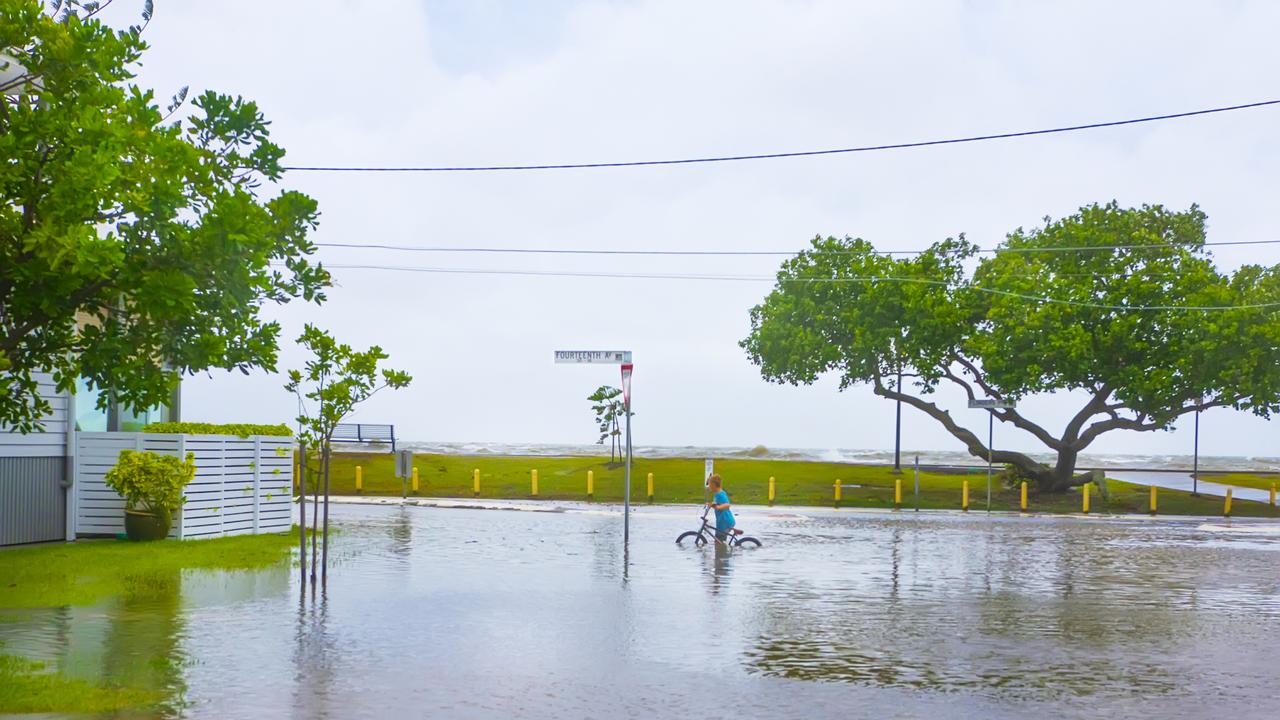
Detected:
left=395, top=450, right=414, bottom=479
left=967, top=398, right=1015, bottom=409
left=554, top=350, right=633, bottom=364
left=620, top=363, right=633, bottom=410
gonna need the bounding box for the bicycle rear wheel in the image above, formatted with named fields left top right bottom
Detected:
left=734, top=536, right=762, bottom=548
left=676, top=531, right=706, bottom=546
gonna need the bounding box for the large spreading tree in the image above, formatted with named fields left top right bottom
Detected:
left=0, top=0, right=328, bottom=431
left=742, top=202, right=1280, bottom=492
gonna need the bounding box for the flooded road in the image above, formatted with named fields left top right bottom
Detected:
left=3, top=504, right=1279, bottom=719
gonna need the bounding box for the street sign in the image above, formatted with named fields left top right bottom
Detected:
left=620, top=363, right=633, bottom=409
left=558, top=348, right=635, bottom=544
left=705, top=458, right=714, bottom=482
left=395, top=450, right=414, bottom=479
left=554, top=350, right=633, bottom=364
left=968, top=398, right=1015, bottom=409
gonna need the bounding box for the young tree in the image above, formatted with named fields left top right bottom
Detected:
left=286, top=325, right=411, bottom=583
left=588, top=385, right=625, bottom=462
left=742, top=202, right=1280, bottom=492
left=0, top=1, right=328, bottom=431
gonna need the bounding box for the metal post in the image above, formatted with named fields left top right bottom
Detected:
left=893, top=368, right=903, bottom=474
left=986, top=411, right=993, bottom=513
left=913, top=454, right=920, bottom=512
left=624, top=406, right=632, bottom=543
left=1192, top=410, right=1200, bottom=496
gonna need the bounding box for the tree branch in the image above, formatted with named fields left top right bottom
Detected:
left=1061, top=383, right=1113, bottom=443
left=939, top=364, right=1063, bottom=450
left=872, top=373, right=1049, bottom=473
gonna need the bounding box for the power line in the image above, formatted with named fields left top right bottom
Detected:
left=315, top=263, right=1280, bottom=312
left=283, top=99, right=1280, bottom=173
left=314, top=238, right=1280, bottom=257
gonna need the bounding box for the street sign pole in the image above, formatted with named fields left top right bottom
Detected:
left=968, top=397, right=1015, bottom=514
left=556, top=350, right=634, bottom=545
left=621, top=363, right=634, bottom=543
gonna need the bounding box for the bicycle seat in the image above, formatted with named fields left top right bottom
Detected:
left=731, top=528, right=744, bottom=536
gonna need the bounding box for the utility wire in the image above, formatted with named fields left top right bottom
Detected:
left=314, top=263, right=1280, bottom=312
left=283, top=99, right=1280, bottom=172
left=314, top=238, right=1280, bottom=257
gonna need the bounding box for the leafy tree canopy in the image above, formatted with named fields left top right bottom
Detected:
left=742, top=202, right=1280, bottom=490
left=0, top=0, right=329, bottom=431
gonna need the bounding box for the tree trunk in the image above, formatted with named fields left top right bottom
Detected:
left=321, top=444, right=331, bottom=585
left=297, top=444, right=307, bottom=590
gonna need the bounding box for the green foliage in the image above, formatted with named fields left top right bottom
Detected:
left=0, top=1, right=329, bottom=432
left=742, top=202, right=1280, bottom=489
left=587, top=385, right=627, bottom=461
left=143, top=422, right=291, bottom=437
left=103, top=450, right=195, bottom=515
left=286, top=324, right=412, bottom=454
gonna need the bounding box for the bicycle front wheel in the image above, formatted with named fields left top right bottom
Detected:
left=734, top=536, right=762, bottom=548
left=676, top=531, right=706, bottom=546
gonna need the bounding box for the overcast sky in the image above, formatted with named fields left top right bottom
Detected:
left=119, top=0, right=1280, bottom=458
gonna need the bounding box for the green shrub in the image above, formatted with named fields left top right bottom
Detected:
left=104, top=450, right=196, bottom=515
left=143, top=422, right=292, bottom=437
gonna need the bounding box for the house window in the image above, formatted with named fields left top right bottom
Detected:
left=74, top=377, right=178, bottom=432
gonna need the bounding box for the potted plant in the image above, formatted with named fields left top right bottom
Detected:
left=104, top=450, right=197, bottom=541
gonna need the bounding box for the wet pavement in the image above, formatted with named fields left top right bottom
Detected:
left=2, top=503, right=1279, bottom=719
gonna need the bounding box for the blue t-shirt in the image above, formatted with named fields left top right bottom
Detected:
left=714, top=490, right=735, bottom=528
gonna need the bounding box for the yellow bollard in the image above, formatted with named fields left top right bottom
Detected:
left=1150, top=485, right=1158, bottom=515
left=587, top=470, right=594, bottom=500
left=834, top=479, right=842, bottom=506
left=411, top=466, right=419, bottom=494
left=961, top=480, right=969, bottom=511
left=1224, top=488, right=1233, bottom=517
left=768, top=476, right=776, bottom=506
left=1082, top=483, right=1090, bottom=514
left=531, top=469, right=538, bottom=496
left=473, top=468, right=480, bottom=497
left=647, top=472, right=654, bottom=503
left=1271, top=483, right=1276, bottom=508
left=355, top=465, right=363, bottom=493
left=294, top=462, right=300, bottom=492
left=894, top=478, right=902, bottom=509
left=1020, top=481, right=1028, bottom=512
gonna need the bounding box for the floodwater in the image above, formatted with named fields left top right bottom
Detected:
left=1113, top=471, right=1275, bottom=503
left=3, top=503, right=1280, bottom=719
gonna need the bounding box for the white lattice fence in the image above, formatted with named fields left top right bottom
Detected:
left=75, top=432, right=294, bottom=539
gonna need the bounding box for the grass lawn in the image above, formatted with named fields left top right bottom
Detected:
left=0, top=653, right=163, bottom=715
left=0, top=531, right=297, bottom=610
left=0, top=532, right=297, bottom=715
left=311, top=452, right=1280, bottom=518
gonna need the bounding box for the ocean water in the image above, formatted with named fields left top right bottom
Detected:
left=388, top=440, right=1280, bottom=473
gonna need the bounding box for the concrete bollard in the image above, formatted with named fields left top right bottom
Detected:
left=473, top=468, right=480, bottom=497
left=962, top=480, right=969, bottom=511
left=647, top=472, right=654, bottom=503
left=587, top=470, right=594, bottom=501
left=768, top=476, right=776, bottom=506
left=1020, top=481, right=1027, bottom=512
left=356, top=466, right=363, bottom=493
left=1150, top=485, right=1157, bottom=515
left=531, top=469, right=538, bottom=497
left=411, top=467, right=419, bottom=494
left=1224, top=488, right=1233, bottom=517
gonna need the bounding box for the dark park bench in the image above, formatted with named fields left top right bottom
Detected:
left=332, top=423, right=396, bottom=452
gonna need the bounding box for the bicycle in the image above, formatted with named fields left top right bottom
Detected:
left=675, top=505, right=762, bottom=548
